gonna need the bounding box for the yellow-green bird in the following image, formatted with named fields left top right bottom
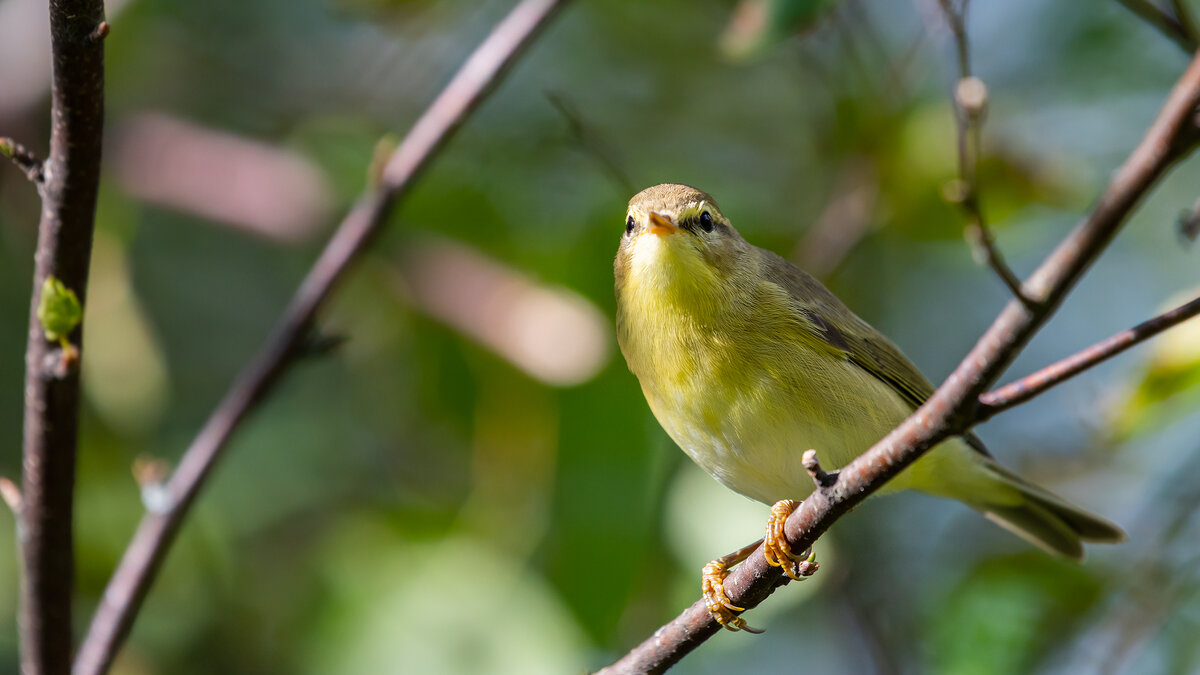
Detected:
left=614, top=183, right=1125, bottom=630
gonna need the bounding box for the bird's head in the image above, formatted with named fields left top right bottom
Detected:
left=614, top=184, right=751, bottom=309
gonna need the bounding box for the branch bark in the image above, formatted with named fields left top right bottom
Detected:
left=71, top=1, right=568, bottom=673
left=977, top=293, right=1200, bottom=418
left=598, top=48, right=1200, bottom=675
left=1, top=137, right=46, bottom=185
left=18, top=2, right=107, bottom=674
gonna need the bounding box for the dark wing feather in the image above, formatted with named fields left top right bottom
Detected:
left=762, top=248, right=993, bottom=458
left=761, top=249, right=933, bottom=405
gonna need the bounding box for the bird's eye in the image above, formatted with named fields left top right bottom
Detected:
left=625, top=215, right=635, bottom=235
left=699, top=210, right=714, bottom=232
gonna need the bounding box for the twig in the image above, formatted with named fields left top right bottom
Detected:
left=1179, top=195, right=1200, bottom=243
left=545, top=91, right=634, bottom=196
left=977, top=294, right=1200, bottom=418
left=72, top=2, right=569, bottom=673
left=598, top=48, right=1200, bottom=675
left=1114, top=0, right=1198, bottom=52
left=0, top=137, right=45, bottom=185
left=802, top=449, right=837, bottom=489
left=936, top=0, right=1033, bottom=305
left=1171, top=0, right=1200, bottom=44
left=17, top=1, right=107, bottom=674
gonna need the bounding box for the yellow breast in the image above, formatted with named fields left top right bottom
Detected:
left=616, top=243, right=913, bottom=504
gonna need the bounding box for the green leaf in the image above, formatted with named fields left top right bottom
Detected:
left=37, top=276, right=83, bottom=343
left=927, top=555, right=1102, bottom=675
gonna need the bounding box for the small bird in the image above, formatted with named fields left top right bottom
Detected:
left=614, top=184, right=1125, bottom=631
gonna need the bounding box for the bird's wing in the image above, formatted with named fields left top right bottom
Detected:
left=764, top=248, right=994, bottom=458
left=763, top=249, right=936, bottom=410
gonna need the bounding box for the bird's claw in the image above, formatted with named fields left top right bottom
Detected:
left=763, top=499, right=819, bottom=580
left=701, top=559, right=763, bottom=633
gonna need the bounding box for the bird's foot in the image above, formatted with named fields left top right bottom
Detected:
left=701, top=542, right=765, bottom=633
left=763, top=499, right=819, bottom=580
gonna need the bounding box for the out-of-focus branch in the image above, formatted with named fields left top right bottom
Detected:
left=937, top=0, right=1031, bottom=303
left=0, top=136, right=45, bottom=185
left=1171, top=0, right=1200, bottom=44
left=546, top=91, right=634, bottom=196
left=977, top=294, right=1200, bottom=418
left=792, top=159, right=879, bottom=279
left=598, top=48, right=1200, bottom=675
left=17, top=1, right=107, bottom=674
left=1179, top=194, right=1200, bottom=243
left=1114, top=0, right=1198, bottom=52
left=72, top=2, right=569, bottom=674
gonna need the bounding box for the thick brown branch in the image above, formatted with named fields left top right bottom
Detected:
left=71, top=2, right=568, bottom=674
left=1115, top=0, right=1198, bottom=52
left=20, top=2, right=107, bottom=674
left=599, top=48, right=1200, bottom=675
left=977, top=294, right=1200, bottom=418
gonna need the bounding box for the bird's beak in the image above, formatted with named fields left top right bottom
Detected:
left=647, top=212, right=677, bottom=236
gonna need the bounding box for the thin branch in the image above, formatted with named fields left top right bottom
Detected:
left=72, top=2, right=568, bottom=673
left=1114, top=0, right=1199, bottom=52
left=936, top=0, right=1033, bottom=304
left=1179, top=194, right=1200, bottom=243
left=546, top=91, right=635, bottom=196
left=0, top=137, right=45, bottom=185
left=19, top=1, right=107, bottom=674
left=599, top=48, right=1200, bottom=675
left=1170, top=0, right=1200, bottom=44
left=977, top=294, right=1200, bottom=418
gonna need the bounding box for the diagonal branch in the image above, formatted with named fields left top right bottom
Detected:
left=599, top=47, right=1200, bottom=675
left=71, top=2, right=569, bottom=673
left=18, top=1, right=107, bottom=674
left=1170, top=0, right=1200, bottom=45
left=977, top=293, right=1200, bottom=418
left=1114, top=0, right=1199, bottom=52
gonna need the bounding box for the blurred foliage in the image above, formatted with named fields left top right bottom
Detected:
left=720, top=0, right=841, bottom=60
left=1110, top=291, right=1200, bottom=440
left=0, top=0, right=1199, bottom=674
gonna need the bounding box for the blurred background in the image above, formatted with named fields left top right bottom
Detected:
left=2, top=0, right=1200, bottom=672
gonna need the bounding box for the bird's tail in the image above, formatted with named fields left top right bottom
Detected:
left=969, top=462, right=1126, bottom=561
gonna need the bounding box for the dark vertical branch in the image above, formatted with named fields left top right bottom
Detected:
left=18, top=2, right=107, bottom=674
left=936, top=0, right=1030, bottom=302
left=72, top=2, right=569, bottom=673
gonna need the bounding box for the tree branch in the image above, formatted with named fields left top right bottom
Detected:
left=976, top=293, right=1200, bottom=418
left=18, top=2, right=107, bottom=674
left=1114, top=0, right=1199, bottom=52
left=0, top=137, right=46, bottom=185
left=598, top=48, right=1200, bottom=675
left=1170, top=0, right=1200, bottom=45
left=936, top=0, right=1032, bottom=304
left=71, top=2, right=568, bottom=673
